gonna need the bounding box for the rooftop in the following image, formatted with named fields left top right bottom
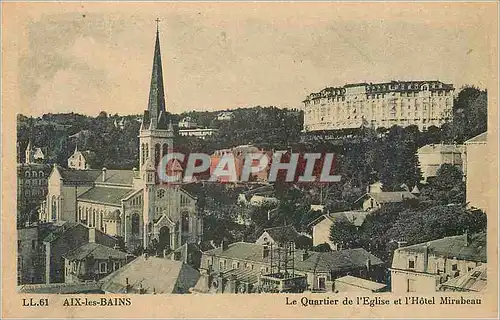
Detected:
left=309, top=210, right=369, bottom=228
left=97, top=169, right=135, bottom=186
left=101, top=255, right=200, bottom=294
left=262, top=225, right=300, bottom=243
left=78, top=186, right=136, bottom=206
left=356, top=191, right=417, bottom=205
left=63, top=242, right=129, bottom=261
left=204, top=242, right=383, bottom=273
left=465, top=132, right=487, bottom=144
left=57, top=167, right=102, bottom=183
left=439, top=264, right=487, bottom=292
left=396, top=232, right=486, bottom=263
left=335, top=275, right=387, bottom=291
left=417, top=144, right=464, bottom=154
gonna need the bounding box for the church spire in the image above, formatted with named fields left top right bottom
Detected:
left=147, top=18, right=166, bottom=127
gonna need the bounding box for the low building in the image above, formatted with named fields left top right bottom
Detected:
left=101, top=255, right=200, bottom=294
left=334, top=275, right=387, bottom=293
left=308, top=211, right=368, bottom=250
left=355, top=191, right=417, bottom=211
left=67, top=146, right=95, bottom=170
left=179, top=128, right=218, bottom=139
left=438, top=264, right=487, bottom=292
left=464, top=132, right=488, bottom=211
left=255, top=225, right=300, bottom=248
left=63, top=242, right=132, bottom=283
left=178, top=116, right=198, bottom=129
left=199, top=242, right=384, bottom=292
left=390, top=232, right=486, bottom=293
left=417, top=144, right=464, bottom=182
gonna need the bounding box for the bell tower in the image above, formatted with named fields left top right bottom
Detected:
left=139, top=19, right=174, bottom=184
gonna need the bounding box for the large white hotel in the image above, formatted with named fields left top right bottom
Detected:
left=302, top=80, right=454, bottom=132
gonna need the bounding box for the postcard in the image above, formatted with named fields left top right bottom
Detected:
left=1, top=2, right=498, bottom=319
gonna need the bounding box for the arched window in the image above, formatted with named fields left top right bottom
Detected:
left=92, top=209, right=96, bottom=228
left=181, top=212, right=189, bottom=233
left=145, top=143, right=149, bottom=160
left=100, top=210, right=104, bottom=231
left=141, top=144, right=145, bottom=165
left=32, top=171, right=38, bottom=178
left=155, top=144, right=161, bottom=167
left=78, top=207, right=82, bottom=222
left=131, top=213, right=140, bottom=235
left=51, top=196, right=57, bottom=221
left=85, top=208, right=89, bottom=225
left=25, top=171, right=30, bottom=178
left=162, top=143, right=168, bottom=157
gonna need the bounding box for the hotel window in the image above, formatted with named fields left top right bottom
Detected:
left=408, top=259, right=415, bottom=269
left=99, top=262, right=108, bottom=274
left=407, top=279, right=416, bottom=292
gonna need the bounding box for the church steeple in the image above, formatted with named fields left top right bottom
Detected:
left=145, top=20, right=167, bottom=128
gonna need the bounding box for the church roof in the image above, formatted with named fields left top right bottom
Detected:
left=63, top=242, right=129, bottom=261
left=78, top=186, right=136, bottom=206
left=97, top=170, right=135, bottom=186
left=57, top=167, right=102, bottom=183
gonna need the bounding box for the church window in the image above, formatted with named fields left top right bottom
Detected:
left=131, top=213, right=140, bottom=235
left=51, top=196, right=57, bottom=221
left=100, top=210, right=104, bottom=230
left=141, top=144, right=145, bottom=165
left=146, top=144, right=149, bottom=159
left=32, top=171, right=37, bottom=178
left=85, top=208, right=89, bottom=225
left=157, top=189, right=165, bottom=199
left=181, top=212, right=189, bottom=232
left=155, top=144, right=161, bottom=167
left=25, top=171, right=30, bottom=178
left=92, top=209, right=96, bottom=228
left=162, top=144, right=168, bottom=157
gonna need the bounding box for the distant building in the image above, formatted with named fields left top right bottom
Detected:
left=302, top=80, right=454, bottom=132
left=216, top=111, right=234, bottom=121
left=113, top=117, right=128, bottom=130
left=255, top=226, right=300, bottom=248
left=17, top=163, right=52, bottom=226
left=334, top=275, right=387, bottom=293
left=178, top=116, right=198, bottom=129
left=390, top=232, right=486, bottom=293
left=464, top=132, right=488, bottom=211
left=24, top=140, right=46, bottom=164
left=179, top=128, right=218, bottom=139
left=308, top=211, right=368, bottom=250
left=417, top=144, right=464, bottom=182
left=355, top=191, right=417, bottom=211
left=199, top=242, right=384, bottom=292
left=42, top=222, right=120, bottom=284
left=67, top=146, right=94, bottom=170
left=101, top=255, right=200, bottom=294
left=63, top=242, right=132, bottom=283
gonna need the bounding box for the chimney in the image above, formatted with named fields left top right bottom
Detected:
left=89, top=227, right=96, bottom=243
left=366, top=258, right=372, bottom=272
left=262, top=246, right=270, bottom=259
left=102, top=167, right=107, bottom=182
left=464, top=230, right=469, bottom=247
left=125, top=277, right=130, bottom=293
left=221, top=239, right=229, bottom=251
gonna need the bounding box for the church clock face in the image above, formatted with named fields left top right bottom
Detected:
left=157, top=189, right=165, bottom=199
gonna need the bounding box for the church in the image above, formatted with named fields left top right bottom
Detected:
left=38, top=26, right=203, bottom=253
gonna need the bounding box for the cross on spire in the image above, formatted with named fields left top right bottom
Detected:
left=155, top=18, right=160, bottom=33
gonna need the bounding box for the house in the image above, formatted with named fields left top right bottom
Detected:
left=355, top=191, right=417, bottom=211
left=254, top=225, right=300, bottom=247
left=438, top=264, right=487, bottom=292
left=334, top=275, right=387, bottom=293
left=67, top=146, right=95, bottom=170
left=101, top=255, right=200, bottom=294
left=199, top=242, right=385, bottom=292
left=24, top=140, right=46, bottom=164
left=113, top=117, right=128, bottom=130
left=308, top=211, right=368, bottom=250
left=216, top=111, right=234, bottom=121
left=63, top=241, right=132, bottom=283
left=249, top=195, right=279, bottom=207
left=42, top=222, right=120, bottom=284
left=390, top=232, right=486, bottom=293
left=178, top=116, right=198, bottom=129
left=179, top=128, right=218, bottom=139
left=417, top=144, right=465, bottom=182
left=464, top=132, right=488, bottom=211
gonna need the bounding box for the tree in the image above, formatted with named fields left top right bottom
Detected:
left=329, top=219, right=360, bottom=249
left=421, top=164, right=465, bottom=204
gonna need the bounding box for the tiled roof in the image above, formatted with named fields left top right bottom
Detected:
left=63, top=242, right=129, bottom=261
left=42, top=221, right=81, bottom=243
left=58, top=167, right=102, bottom=183
left=335, top=275, right=387, bottom=291
left=439, top=264, right=487, bottom=292
left=223, top=268, right=261, bottom=285
left=418, top=144, right=464, bottom=154
left=78, top=186, right=136, bottom=205
left=397, top=232, right=486, bottom=263
left=101, top=256, right=200, bottom=294
left=465, top=132, right=487, bottom=144
left=18, top=282, right=103, bottom=294
left=204, top=242, right=383, bottom=273
left=357, top=191, right=417, bottom=204
left=97, top=170, right=135, bottom=185
left=262, top=225, right=300, bottom=243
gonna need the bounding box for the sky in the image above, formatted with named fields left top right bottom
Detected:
left=13, top=3, right=496, bottom=117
